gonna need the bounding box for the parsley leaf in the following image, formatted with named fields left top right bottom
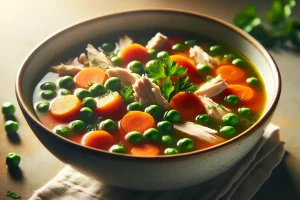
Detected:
left=146, top=61, right=167, bottom=80
left=120, top=85, right=134, bottom=104
left=164, top=57, right=187, bottom=77
left=233, top=0, right=300, bottom=49
left=162, top=79, right=175, bottom=101
left=208, top=105, right=217, bottom=110
left=7, top=190, right=21, bottom=199
left=174, top=76, right=198, bottom=94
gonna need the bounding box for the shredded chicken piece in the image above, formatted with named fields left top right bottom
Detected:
left=106, top=68, right=140, bottom=85
left=51, top=64, right=83, bottom=76
left=78, top=53, right=88, bottom=64
left=174, top=122, right=225, bottom=145
left=133, top=76, right=170, bottom=110
left=117, top=35, right=133, bottom=55
left=195, top=75, right=227, bottom=98
left=190, top=45, right=219, bottom=66
left=146, top=32, right=168, bottom=50
left=199, top=96, right=231, bottom=120
left=86, top=44, right=113, bottom=69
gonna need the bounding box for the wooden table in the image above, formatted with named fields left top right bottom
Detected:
left=0, top=0, right=299, bottom=199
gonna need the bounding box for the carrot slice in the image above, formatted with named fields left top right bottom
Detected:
left=120, top=43, right=149, bottom=65
left=170, top=92, right=204, bottom=121
left=216, top=65, right=246, bottom=83
left=75, top=67, right=107, bottom=89
left=50, top=95, right=82, bottom=121
left=95, top=91, right=124, bottom=117
left=170, top=55, right=197, bottom=76
left=131, top=144, right=160, bottom=156
left=83, top=130, right=115, bottom=150
left=227, top=85, right=254, bottom=101
left=121, top=111, right=155, bottom=134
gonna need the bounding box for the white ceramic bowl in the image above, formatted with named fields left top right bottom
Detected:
left=16, top=9, right=281, bottom=191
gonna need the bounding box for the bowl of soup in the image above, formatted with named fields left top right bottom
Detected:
left=16, top=9, right=281, bottom=190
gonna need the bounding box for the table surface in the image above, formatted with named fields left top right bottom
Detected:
left=1, top=0, right=300, bottom=199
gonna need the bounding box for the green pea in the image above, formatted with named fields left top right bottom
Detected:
left=222, top=113, right=239, bottom=126
left=71, top=120, right=86, bottom=132
left=184, top=40, right=196, bottom=47
left=224, top=54, right=235, bottom=61
left=157, top=121, right=173, bottom=134
left=61, top=89, right=73, bottom=95
left=197, top=64, right=212, bottom=74
left=162, top=135, right=173, bottom=146
left=246, top=77, right=259, bottom=85
left=195, top=114, right=211, bottom=125
left=145, top=59, right=159, bottom=69
left=164, top=110, right=181, bottom=123
left=76, top=89, right=92, bottom=101
left=82, top=97, right=97, bottom=108
left=125, top=131, right=143, bottom=144
left=80, top=107, right=94, bottom=122
left=6, top=153, right=21, bottom=168
left=111, top=56, right=123, bottom=66
left=40, top=82, right=56, bottom=90
left=144, top=105, right=162, bottom=119
left=36, top=102, right=50, bottom=112
left=210, top=45, right=222, bottom=55
left=41, top=90, right=56, bottom=100
left=5, top=120, right=19, bottom=133
left=127, top=102, right=143, bottom=111
left=143, top=128, right=160, bottom=142
left=157, top=51, right=169, bottom=59
left=177, top=138, right=194, bottom=152
left=56, top=126, right=72, bottom=137
left=232, top=58, right=245, bottom=67
left=238, top=107, right=252, bottom=116
left=110, top=145, right=126, bottom=154
left=104, top=77, right=121, bottom=91
left=164, top=148, right=178, bottom=155
left=2, top=102, right=16, bottom=116
left=59, top=76, right=74, bottom=90
left=127, top=61, right=144, bottom=74
left=101, top=42, right=116, bottom=52
left=89, top=83, right=106, bottom=97
left=148, top=49, right=158, bottom=59
left=220, top=126, right=236, bottom=138
left=172, top=43, right=185, bottom=51
left=100, top=119, right=117, bottom=133
left=225, top=95, right=239, bottom=105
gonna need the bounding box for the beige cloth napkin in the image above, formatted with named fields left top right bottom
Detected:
left=30, top=124, right=284, bottom=200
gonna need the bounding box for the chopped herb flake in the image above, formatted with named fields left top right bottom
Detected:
left=120, top=85, right=134, bottom=104
left=7, top=191, right=21, bottom=199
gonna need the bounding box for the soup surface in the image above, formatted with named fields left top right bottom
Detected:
left=33, top=32, right=266, bottom=156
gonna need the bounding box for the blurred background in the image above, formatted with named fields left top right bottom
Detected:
left=1, top=0, right=300, bottom=199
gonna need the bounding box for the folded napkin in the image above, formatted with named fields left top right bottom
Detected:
left=30, top=124, right=284, bottom=200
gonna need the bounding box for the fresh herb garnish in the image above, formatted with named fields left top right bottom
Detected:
left=120, top=85, right=134, bottom=104
left=7, top=190, right=21, bottom=199
left=208, top=105, right=217, bottom=110
left=233, top=0, right=300, bottom=49
left=146, top=55, right=196, bottom=101
left=87, top=117, right=101, bottom=131
left=218, top=104, right=225, bottom=110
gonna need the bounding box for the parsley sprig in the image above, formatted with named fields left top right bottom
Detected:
left=146, top=55, right=197, bottom=101
left=120, top=85, right=134, bottom=104
left=233, top=0, right=300, bottom=49
left=7, top=190, right=21, bottom=199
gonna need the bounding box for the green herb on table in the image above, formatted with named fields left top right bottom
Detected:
left=233, top=0, right=300, bottom=49
left=7, top=190, right=21, bottom=199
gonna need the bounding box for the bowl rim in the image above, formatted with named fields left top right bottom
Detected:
left=15, top=8, right=281, bottom=161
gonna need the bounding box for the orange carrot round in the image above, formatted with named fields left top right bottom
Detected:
left=170, top=55, right=197, bottom=76
left=83, top=130, right=115, bottom=150
left=75, top=67, right=107, bottom=89
left=216, top=65, right=246, bottom=83
left=227, top=84, right=254, bottom=101
left=50, top=95, right=82, bottom=121
left=131, top=144, right=160, bottom=156
left=170, top=92, right=204, bottom=121
left=121, top=111, right=155, bottom=134
left=95, top=92, right=124, bottom=117
left=120, top=43, right=149, bottom=65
